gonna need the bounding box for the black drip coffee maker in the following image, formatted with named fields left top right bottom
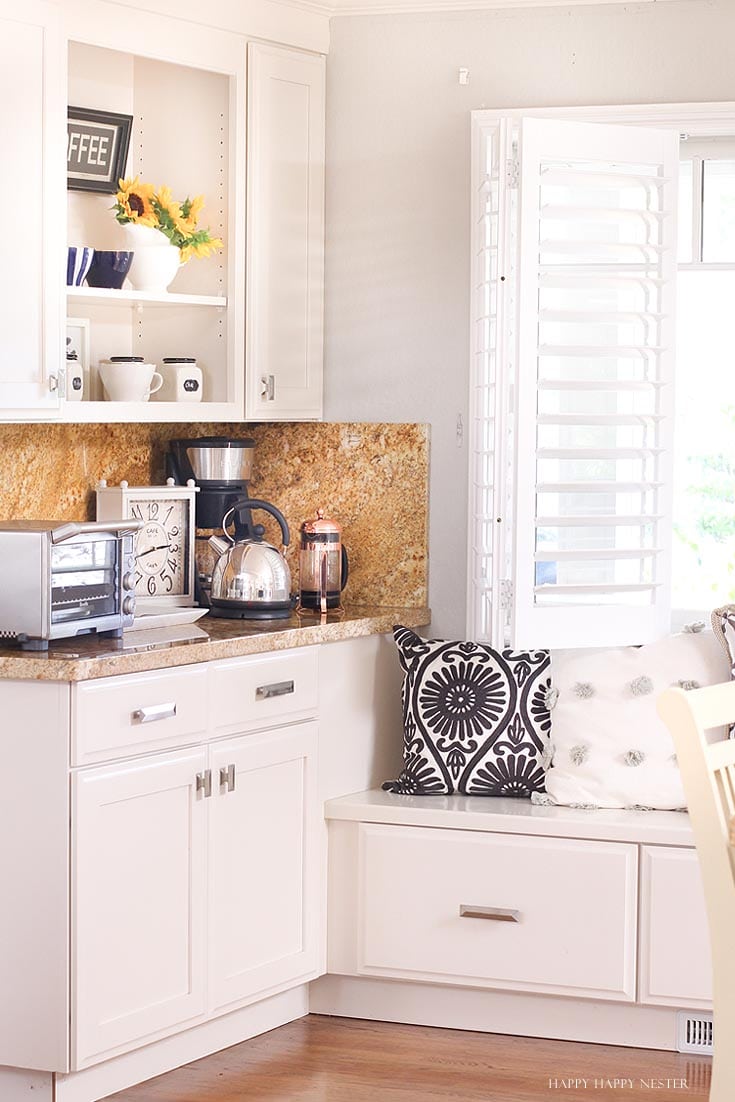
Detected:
left=167, top=436, right=258, bottom=606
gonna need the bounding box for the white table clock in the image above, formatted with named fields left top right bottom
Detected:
left=96, top=478, right=199, bottom=608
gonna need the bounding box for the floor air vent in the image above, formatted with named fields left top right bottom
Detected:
left=677, top=1011, right=714, bottom=1054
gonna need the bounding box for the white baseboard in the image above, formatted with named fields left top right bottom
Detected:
left=309, top=975, right=683, bottom=1051
left=0, top=986, right=309, bottom=1102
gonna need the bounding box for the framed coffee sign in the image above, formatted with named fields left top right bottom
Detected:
left=67, top=107, right=132, bottom=194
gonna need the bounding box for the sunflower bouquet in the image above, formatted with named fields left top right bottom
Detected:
left=113, top=177, right=223, bottom=261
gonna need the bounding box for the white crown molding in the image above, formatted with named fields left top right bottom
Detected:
left=283, top=0, right=695, bottom=18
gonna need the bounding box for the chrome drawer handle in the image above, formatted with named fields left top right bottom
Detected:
left=219, top=763, right=236, bottom=793
left=196, top=770, right=212, bottom=798
left=131, top=702, right=177, bottom=725
left=459, top=905, right=520, bottom=923
left=255, top=679, right=294, bottom=701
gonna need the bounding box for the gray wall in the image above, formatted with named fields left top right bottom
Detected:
left=323, top=0, right=735, bottom=638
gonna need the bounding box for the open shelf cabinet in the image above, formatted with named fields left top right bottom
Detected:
left=63, top=9, right=246, bottom=417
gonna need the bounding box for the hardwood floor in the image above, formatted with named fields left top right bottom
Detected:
left=107, top=1015, right=711, bottom=1101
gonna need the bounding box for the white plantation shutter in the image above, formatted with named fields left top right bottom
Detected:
left=468, top=115, right=679, bottom=650
left=514, top=118, right=678, bottom=648
left=467, top=119, right=515, bottom=643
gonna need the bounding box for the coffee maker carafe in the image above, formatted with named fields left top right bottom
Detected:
left=167, top=436, right=256, bottom=605
left=297, top=508, right=349, bottom=615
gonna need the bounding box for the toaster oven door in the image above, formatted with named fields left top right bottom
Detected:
left=50, top=538, right=119, bottom=625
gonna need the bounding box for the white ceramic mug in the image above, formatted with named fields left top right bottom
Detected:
left=98, top=359, right=163, bottom=402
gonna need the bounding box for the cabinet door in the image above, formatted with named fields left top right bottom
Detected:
left=208, top=722, right=320, bottom=1012
left=639, top=845, right=712, bottom=1007
left=0, top=2, right=64, bottom=416
left=72, top=748, right=207, bottom=1067
left=246, top=43, right=325, bottom=421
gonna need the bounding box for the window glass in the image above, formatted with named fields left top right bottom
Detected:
left=674, top=269, right=735, bottom=612
left=702, top=160, right=735, bottom=261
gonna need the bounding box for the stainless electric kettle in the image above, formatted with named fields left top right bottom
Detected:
left=208, top=499, right=294, bottom=620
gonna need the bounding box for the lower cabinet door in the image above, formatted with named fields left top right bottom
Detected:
left=208, top=722, right=319, bottom=1012
left=72, top=748, right=208, bottom=1066
left=639, top=846, right=712, bottom=1007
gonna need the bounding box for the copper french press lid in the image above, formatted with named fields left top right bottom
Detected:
left=300, top=508, right=342, bottom=543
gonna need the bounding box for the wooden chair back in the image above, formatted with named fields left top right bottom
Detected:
left=658, top=683, right=735, bottom=1100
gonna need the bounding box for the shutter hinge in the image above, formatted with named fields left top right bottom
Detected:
left=500, top=578, right=514, bottom=610
left=505, top=157, right=519, bottom=189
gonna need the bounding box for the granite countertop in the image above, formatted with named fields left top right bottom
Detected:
left=0, top=605, right=430, bottom=682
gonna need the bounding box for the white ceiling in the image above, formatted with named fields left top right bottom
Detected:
left=294, top=0, right=690, bottom=18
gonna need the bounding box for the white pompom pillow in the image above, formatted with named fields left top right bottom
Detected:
left=541, top=631, right=730, bottom=811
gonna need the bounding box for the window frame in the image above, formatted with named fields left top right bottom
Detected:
left=467, top=102, right=735, bottom=648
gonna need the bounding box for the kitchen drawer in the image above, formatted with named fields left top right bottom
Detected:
left=639, top=846, right=712, bottom=1007
left=352, top=824, right=637, bottom=1001
left=210, top=647, right=319, bottom=734
left=71, top=666, right=208, bottom=766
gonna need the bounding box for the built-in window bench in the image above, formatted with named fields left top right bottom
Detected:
left=312, top=790, right=713, bottom=1053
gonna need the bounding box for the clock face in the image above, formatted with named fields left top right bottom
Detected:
left=130, top=497, right=189, bottom=598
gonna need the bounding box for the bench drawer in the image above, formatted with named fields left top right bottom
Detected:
left=72, top=666, right=208, bottom=766
left=211, top=648, right=319, bottom=733
left=352, top=823, right=637, bottom=1000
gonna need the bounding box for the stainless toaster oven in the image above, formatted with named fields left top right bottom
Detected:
left=0, top=520, right=143, bottom=650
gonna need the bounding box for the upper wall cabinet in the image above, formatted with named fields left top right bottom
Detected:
left=0, top=2, right=65, bottom=419
left=245, top=43, right=325, bottom=421
left=61, top=3, right=247, bottom=422
left=0, top=1, right=326, bottom=424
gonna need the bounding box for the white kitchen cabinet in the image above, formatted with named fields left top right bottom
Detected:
left=208, top=723, right=320, bottom=1013
left=246, top=43, right=325, bottom=421
left=72, top=747, right=208, bottom=1066
left=639, top=845, right=712, bottom=1008
left=0, top=1, right=65, bottom=417
left=320, top=791, right=713, bottom=1052
left=0, top=644, right=327, bottom=1101
left=0, top=0, right=328, bottom=425
left=61, top=8, right=247, bottom=421
left=72, top=723, right=320, bottom=1067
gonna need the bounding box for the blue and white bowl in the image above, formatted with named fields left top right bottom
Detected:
left=66, top=246, right=94, bottom=287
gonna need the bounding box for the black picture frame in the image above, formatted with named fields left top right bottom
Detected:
left=67, top=106, right=133, bottom=194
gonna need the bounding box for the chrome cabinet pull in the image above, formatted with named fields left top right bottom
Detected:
left=260, top=374, right=276, bottom=401
left=131, top=702, right=177, bottom=725
left=255, top=679, right=294, bottom=701
left=196, top=770, right=212, bottom=798
left=459, top=905, right=520, bottom=923
left=219, top=763, right=236, bottom=793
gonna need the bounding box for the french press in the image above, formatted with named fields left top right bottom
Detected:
left=297, top=508, right=349, bottom=614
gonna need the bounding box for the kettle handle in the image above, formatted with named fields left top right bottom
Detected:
left=222, top=498, right=291, bottom=549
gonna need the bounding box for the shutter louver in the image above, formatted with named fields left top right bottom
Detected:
left=511, top=118, right=679, bottom=649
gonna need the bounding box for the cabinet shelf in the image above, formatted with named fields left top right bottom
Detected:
left=62, top=400, right=240, bottom=423
left=67, top=287, right=227, bottom=309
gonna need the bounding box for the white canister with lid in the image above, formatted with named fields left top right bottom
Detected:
left=156, top=357, right=203, bottom=402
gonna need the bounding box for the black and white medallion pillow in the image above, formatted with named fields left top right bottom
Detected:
left=383, top=626, right=551, bottom=797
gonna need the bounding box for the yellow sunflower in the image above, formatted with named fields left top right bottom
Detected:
left=154, top=185, right=187, bottom=232
left=180, top=237, right=224, bottom=263
left=181, top=194, right=206, bottom=233
left=115, top=177, right=156, bottom=226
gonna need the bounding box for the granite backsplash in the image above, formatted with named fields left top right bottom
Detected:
left=0, top=422, right=429, bottom=608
